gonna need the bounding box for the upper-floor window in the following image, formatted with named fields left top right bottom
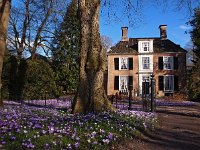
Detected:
left=158, top=56, right=178, bottom=70
left=163, top=56, right=173, bottom=70
left=138, top=40, right=153, bottom=53
left=142, top=42, right=149, bottom=51
left=120, top=58, right=128, bottom=70
left=142, top=57, right=150, bottom=69
left=114, top=57, right=133, bottom=70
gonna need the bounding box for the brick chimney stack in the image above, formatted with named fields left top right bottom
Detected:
left=121, top=27, right=129, bottom=41
left=159, top=25, right=167, bottom=40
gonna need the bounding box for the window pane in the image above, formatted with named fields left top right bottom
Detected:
left=142, top=42, right=149, bottom=51
left=142, top=57, right=150, bottom=69
left=164, top=76, right=174, bottom=92
left=120, top=76, right=128, bottom=91
left=163, top=56, right=173, bottom=70
left=120, top=58, right=128, bottom=70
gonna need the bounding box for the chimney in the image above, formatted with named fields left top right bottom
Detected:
left=121, top=27, right=128, bottom=41
left=159, top=25, right=167, bottom=40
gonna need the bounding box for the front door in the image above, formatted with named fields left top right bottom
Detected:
left=142, top=82, right=149, bottom=94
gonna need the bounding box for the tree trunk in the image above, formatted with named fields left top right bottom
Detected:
left=0, top=0, right=11, bottom=106
left=72, top=0, right=113, bottom=113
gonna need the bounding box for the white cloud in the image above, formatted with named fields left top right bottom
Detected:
left=179, top=25, right=191, bottom=30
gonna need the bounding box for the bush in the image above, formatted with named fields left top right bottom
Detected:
left=188, top=60, right=200, bottom=101
left=2, top=53, right=17, bottom=100
left=2, top=56, right=61, bottom=100
left=22, top=59, right=61, bottom=100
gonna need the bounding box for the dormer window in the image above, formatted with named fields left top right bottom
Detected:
left=138, top=40, right=153, bottom=53
left=142, top=42, right=149, bottom=51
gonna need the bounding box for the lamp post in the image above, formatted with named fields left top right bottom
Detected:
left=128, top=84, right=133, bottom=110
left=150, top=74, right=155, bottom=112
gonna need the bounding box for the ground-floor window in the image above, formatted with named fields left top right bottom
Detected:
left=119, top=76, right=128, bottom=92
left=159, top=75, right=178, bottom=93
left=114, top=75, right=133, bottom=94
left=164, top=75, right=174, bottom=92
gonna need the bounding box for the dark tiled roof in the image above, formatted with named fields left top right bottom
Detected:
left=109, top=39, right=138, bottom=54
left=108, top=38, right=186, bottom=54
left=153, top=39, right=186, bottom=53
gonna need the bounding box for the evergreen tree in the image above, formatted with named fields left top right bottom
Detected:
left=52, top=0, right=80, bottom=94
left=189, top=8, right=200, bottom=61
left=188, top=7, right=200, bottom=100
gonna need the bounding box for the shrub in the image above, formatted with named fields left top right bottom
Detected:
left=22, top=59, right=61, bottom=100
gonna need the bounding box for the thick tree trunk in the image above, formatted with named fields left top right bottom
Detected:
left=72, top=0, right=113, bottom=113
left=0, top=0, right=11, bottom=106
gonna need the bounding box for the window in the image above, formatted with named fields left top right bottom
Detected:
left=142, top=57, right=150, bottom=69
left=114, top=76, right=133, bottom=91
left=120, top=58, right=128, bottom=70
left=159, top=75, right=179, bottom=92
left=119, top=76, right=128, bottom=91
left=114, top=57, right=133, bottom=70
left=164, top=75, right=174, bottom=92
left=142, top=42, right=149, bottom=51
left=159, top=56, right=178, bottom=70
left=163, top=56, right=173, bottom=70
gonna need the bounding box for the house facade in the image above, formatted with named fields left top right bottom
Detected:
left=107, top=25, right=187, bottom=97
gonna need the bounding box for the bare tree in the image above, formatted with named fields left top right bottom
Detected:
left=0, top=0, right=11, bottom=106
left=7, top=0, right=67, bottom=60
left=101, top=35, right=112, bottom=52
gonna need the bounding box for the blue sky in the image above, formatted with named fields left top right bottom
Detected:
left=99, top=4, right=192, bottom=48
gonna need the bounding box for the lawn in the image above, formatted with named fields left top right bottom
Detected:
left=0, top=99, right=157, bottom=150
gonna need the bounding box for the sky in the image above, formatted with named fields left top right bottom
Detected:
left=99, top=3, right=193, bottom=49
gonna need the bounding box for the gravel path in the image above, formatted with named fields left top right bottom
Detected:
left=113, top=103, right=200, bottom=150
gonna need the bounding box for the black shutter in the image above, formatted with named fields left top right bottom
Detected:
left=174, top=57, right=178, bottom=70
left=174, top=76, right=179, bottom=91
left=159, top=76, right=164, bottom=90
left=114, top=58, right=119, bottom=70
left=128, top=58, right=133, bottom=70
left=158, top=57, right=163, bottom=70
left=114, top=76, right=119, bottom=90
left=128, top=76, right=133, bottom=90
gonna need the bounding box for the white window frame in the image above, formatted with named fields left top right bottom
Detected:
left=163, top=56, right=174, bottom=70
left=142, top=57, right=150, bottom=69
left=119, top=76, right=128, bottom=91
left=119, top=57, right=128, bottom=70
left=142, top=42, right=149, bottom=52
left=164, top=75, right=174, bottom=92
